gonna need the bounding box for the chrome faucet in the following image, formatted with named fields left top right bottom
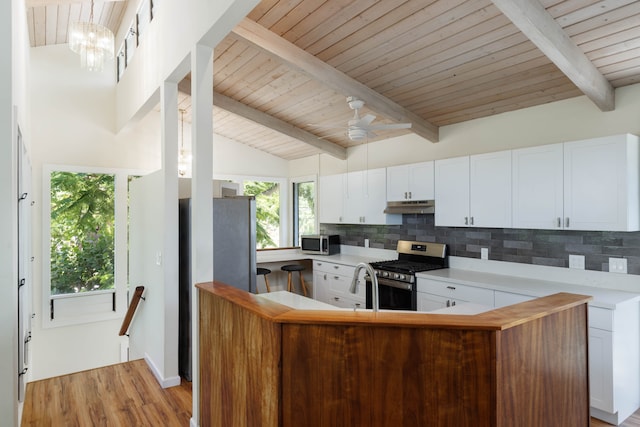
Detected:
left=350, top=262, right=379, bottom=312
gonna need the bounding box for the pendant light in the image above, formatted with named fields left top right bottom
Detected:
left=68, top=0, right=115, bottom=72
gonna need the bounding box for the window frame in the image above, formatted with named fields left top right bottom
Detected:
left=42, top=165, right=140, bottom=328
left=291, top=175, right=318, bottom=246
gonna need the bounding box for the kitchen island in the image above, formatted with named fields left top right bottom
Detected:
left=197, top=281, right=592, bottom=427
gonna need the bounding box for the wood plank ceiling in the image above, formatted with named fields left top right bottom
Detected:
left=26, top=0, right=640, bottom=160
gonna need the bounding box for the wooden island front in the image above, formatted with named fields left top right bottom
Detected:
left=197, top=281, right=592, bottom=427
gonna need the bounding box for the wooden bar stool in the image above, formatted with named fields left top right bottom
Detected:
left=280, top=264, right=307, bottom=296
left=256, top=268, right=271, bottom=293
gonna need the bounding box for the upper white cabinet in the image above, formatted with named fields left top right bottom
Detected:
left=386, top=161, right=435, bottom=202
left=513, top=134, right=639, bottom=231
left=319, top=169, right=401, bottom=225
left=435, top=151, right=512, bottom=228
left=318, top=173, right=344, bottom=224
left=564, top=135, right=639, bottom=231
left=512, top=143, right=564, bottom=229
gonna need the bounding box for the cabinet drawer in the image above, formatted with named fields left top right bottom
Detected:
left=417, top=279, right=494, bottom=306
left=313, top=261, right=355, bottom=276
left=494, top=291, right=535, bottom=308
left=589, top=306, right=614, bottom=331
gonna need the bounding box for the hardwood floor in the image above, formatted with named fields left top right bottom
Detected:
left=21, top=359, right=192, bottom=427
left=20, top=357, right=640, bottom=426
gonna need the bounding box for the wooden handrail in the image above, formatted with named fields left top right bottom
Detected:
left=119, top=286, right=145, bottom=336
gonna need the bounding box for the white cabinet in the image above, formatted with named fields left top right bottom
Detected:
left=320, top=169, right=401, bottom=225
left=435, top=151, right=512, bottom=228
left=416, top=278, right=494, bottom=311
left=313, top=260, right=365, bottom=309
left=512, top=134, right=640, bottom=231
left=494, top=290, right=535, bottom=308
left=564, top=134, right=639, bottom=231
left=318, top=174, right=344, bottom=224
left=588, top=302, right=640, bottom=425
left=512, top=143, right=564, bottom=229
left=386, top=161, right=435, bottom=202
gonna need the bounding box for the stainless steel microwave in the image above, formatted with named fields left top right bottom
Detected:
left=300, top=235, right=340, bottom=255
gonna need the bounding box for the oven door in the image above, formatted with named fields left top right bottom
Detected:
left=366, top=276, right=416, bottom=311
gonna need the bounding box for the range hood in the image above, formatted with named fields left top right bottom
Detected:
left=384, top=200, right=435, bottom=214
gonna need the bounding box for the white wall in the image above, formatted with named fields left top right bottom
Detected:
left=28, top=45, right=160, bottom=380
left=2, top=0, right=30, bottom=425
left=289, top=83, right=640, bottom=176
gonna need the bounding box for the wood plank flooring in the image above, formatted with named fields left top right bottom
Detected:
left=21, top=359, right=192, bottom=427
left=20, top=357, right=640, bottom=426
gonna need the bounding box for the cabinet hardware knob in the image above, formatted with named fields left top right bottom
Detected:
left=408, top=191, right=412, bottom=199
left=447, top=286, right=456, bottom=290
left=565, top=217, right=570, bottom=228
left=323, top=274, right=327, bottom=280
left=334, top=297, right=340, bottom=301
left=404, top=192, right=408, bottom=199
left=464, top=217, right=468, bottom=225
left=452, top=301, right=456, bottom=306
left=470, top=216, right=474, bottom=225
left=557, top=217, right=561, bottom=228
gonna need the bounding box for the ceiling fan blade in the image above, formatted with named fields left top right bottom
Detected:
left=365, top=122, right=412, bottom=131
left=353, top=114, right=376, bottom=127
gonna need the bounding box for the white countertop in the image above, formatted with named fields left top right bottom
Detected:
left=256, top=245, right=394, bottom=265
left=417, top=268, right=640, bottom=310
left=256, top=291, right=340, bottom=310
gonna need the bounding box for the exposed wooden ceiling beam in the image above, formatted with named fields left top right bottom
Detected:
left=490, top=0, right=614, bottom=111
left=231, top=17, right=439, bottom=143
left=177, top=80, right=347, bottom=160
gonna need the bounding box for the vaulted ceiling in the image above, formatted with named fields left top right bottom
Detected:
left=26, top=0, right=640, bottom=160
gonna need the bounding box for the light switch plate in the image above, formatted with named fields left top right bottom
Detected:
left=609, top=258, right=627, bottom=274
left=481, top=247, right=488, bottom=260
left=569, top=254, right=585, bottom=269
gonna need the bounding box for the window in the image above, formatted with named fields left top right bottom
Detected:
left=292, top=179, right=316, bottom=246
left=243, top=180, right=281, bottom=249
left=43, top=166, right=132, bottom=327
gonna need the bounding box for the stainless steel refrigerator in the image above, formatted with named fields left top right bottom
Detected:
left=178, top=196, right=257, bottom=381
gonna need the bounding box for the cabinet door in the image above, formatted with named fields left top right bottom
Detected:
left=386, top=165, right=410, bottom=201
left=417, top=292, right=450, bottom=312
left=319, top=174, right=344, bottom=223
left=564, top=135, right=638, bottom=231
left=408, top=161, right=435, bottom=200
left=343, top=171, right=365, bottom=224
left=435, top=156, right=470, bottom=227
left=470, top=150, right=512, bottom=228
left=364, top=168, right=400, bottom=224
left=494, top=291, right=535, bottom=308
left=313, top=271, right=329, bottom=303
left=589, top=327, right=615, bottom=412
left=512, top=143, right=564, bottom=229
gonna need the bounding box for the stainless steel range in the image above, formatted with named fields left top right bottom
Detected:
left=366, top=240, right=448, bottom=310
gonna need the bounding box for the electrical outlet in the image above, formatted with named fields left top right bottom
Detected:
left=609, top=258, right=627, bottom=274
left=569, top=254, right=585, bottom=270
left=480, top=247, right=489, bottom=260
left=364, top=238, right=370, bottom=248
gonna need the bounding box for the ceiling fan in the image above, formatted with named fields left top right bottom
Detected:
left=310, top=96, right=412, bottom=141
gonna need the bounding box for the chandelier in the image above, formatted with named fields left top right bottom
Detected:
left=68, top=0, right=115, bottom=72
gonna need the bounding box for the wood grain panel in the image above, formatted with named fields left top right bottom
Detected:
left=281, top=324, right=495, bottom=427
left=495, top=305, right=590, bottom=426
left=199, top=288, right=282, bottom=427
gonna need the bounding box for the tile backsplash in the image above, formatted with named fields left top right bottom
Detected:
left=321, top=214, right=640, bottom=275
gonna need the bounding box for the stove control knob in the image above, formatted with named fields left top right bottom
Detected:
left=382, top=271, right=389, bottom=278
left=398, top=274, right=406, bottom=281
left=393, top=273, right=400, bottom=280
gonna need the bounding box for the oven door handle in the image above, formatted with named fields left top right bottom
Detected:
left=366, top=275, right=413, bottom=291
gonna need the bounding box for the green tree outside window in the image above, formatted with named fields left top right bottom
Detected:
left=243, top=180, right=280, bottom=249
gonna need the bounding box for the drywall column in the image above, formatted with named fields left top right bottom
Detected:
left=0, top=0, right=18, bottom=424
left=190, top=44, right=214, bottom=427
left=160, top=81, right=180, bottom=387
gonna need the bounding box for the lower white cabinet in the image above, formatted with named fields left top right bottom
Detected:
left=416, top=278, right=494, bottom=311
left=494, top=290, right=535, bottom=308
left=588, top=303, right=640, bottom=425
left=313, top=260, right=365, bottom=309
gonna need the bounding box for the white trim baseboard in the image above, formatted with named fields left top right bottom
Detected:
left=144, top=353, right=181, bottom=389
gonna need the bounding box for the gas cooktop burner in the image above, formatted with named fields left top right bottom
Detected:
left=369, top=260, right=445, bottom=274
